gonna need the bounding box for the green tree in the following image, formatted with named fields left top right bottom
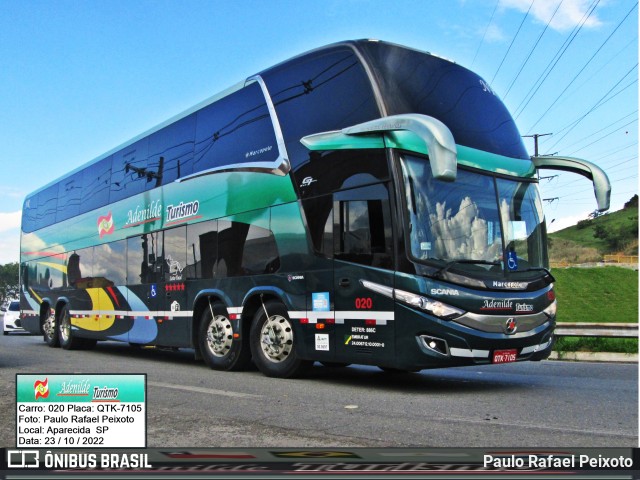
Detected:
left=624, top=194, right=638, bottom=209
left=0, top=262, right=19, bottom=305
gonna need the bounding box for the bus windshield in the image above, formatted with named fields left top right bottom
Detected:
left=400, top=154, right=548, bottom=278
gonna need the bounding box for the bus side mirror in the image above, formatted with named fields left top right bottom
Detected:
left=343, top=114, right=458, bottom=182
left=301, top=114, right=458, bottom=182
left=532, top=155, right=611, bottom=212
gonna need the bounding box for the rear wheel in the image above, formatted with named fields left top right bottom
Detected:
left=58, top=305, right=85, bottom=350
left=42, top=309, right=59, bottom=347
left=199, top=302, right=250, bottom=371
left=250, top=301, right=311, bottom=378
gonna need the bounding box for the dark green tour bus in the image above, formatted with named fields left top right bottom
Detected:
left=20, top=40, right=610, bottom=378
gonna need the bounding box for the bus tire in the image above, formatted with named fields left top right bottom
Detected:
left=42, top=309, right=59, bottom=348
left=249, top=301, right=311, bottom=378
left=199, top=302, right=250, bottom=371
left=58, top=304, right=85, bottom=350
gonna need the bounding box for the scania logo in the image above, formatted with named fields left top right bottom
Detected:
left=505, top=317, right=518, bottom=334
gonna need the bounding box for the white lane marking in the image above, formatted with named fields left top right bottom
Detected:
left=148, top=381, right=262, bottom=399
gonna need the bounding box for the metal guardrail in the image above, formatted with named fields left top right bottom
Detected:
left=603, top=254, right=638, bottom=264
left=555, top=323, right=638, bottom=338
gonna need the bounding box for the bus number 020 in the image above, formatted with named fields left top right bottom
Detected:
left=355, top=297, right=373, bottom=309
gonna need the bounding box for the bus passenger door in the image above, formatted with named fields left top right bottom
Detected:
left=332, top=184, right=396, bottom=366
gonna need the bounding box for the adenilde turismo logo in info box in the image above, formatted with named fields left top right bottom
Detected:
left=16, top=374, right=146, bottom=448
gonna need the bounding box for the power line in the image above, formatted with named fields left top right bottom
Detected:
left=558, top=109, right=637, bottom=152
left=515, top=0, right=601, bottom=120
left=525, top=2, right=638, bottom=131
left=567, top=118, right=638, bottom=156
left=471, top=0, right=500, bottom=67
left=503, top=0, right=565, bottom=99
left=490, top=0, right=534, bottom=84
left=545, top=65, right=638, bottom=151
left=550, top=79, right=637, bottom=138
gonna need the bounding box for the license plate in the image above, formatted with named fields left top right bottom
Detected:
left=492, top=349, right=518, bottom=364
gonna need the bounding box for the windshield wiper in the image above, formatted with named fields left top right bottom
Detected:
left=512, top=266, right=556, bottom=282
left=432, top=259, right=501, bottom=278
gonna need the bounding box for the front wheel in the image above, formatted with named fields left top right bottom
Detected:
left=249, top=301, right=311, bottom=378
left=199, top=302, right=251, bottom=371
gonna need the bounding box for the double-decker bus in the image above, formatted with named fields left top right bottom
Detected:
left=20, top=40, right=610, bottom=378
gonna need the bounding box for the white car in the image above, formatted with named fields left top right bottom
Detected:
left=2, top=301, right=24, bottom=335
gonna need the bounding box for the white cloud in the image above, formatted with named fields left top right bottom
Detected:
left=484, top=23, right=507, bottom=42
left=0, top=211, right=21, bottom=233
left=500, top=0, right=603, bottom=32
left=0, top=228, right=20, bottom=265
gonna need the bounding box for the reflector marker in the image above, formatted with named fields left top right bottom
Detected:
left=520, top=338, right=553, bottom=355
left=449, top=348, right=490, bottom=358
left=69, top=310, right=194, bottom=319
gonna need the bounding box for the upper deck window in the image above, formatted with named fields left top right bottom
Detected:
left=193, top=82, right=279, bottom=174
left=358, top=42, right=529, bottom=160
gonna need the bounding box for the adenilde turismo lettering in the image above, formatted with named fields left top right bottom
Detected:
left=484, top=454, right=633, bottom=469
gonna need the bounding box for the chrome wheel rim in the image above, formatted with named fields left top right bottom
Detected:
left=43, top=313, right=56, bottom=339
left=260, top=314, right=293, bottom=363
left=205, top=315, right=233, bottom=357
left=60, top=312, right=70, bottom=343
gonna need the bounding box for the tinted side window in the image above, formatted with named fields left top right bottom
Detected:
left=241, top=224, right=280, bottom=275
left=193, top=82, right=278, bottom=174
left=110, top=139, right=150, bottom=203
left=22, top=196, right=37, bottom=233
left=82, top=157, right=112, bottom=212
left=67, top=247, right=93, bottom=288
left=56, top=172, right=82, bottom=222
left=261, top=48, right=380, bottom=172
left=42, top=253, right=67, bottom=290
left=215, top=219, right=279, bottom=277
left=302, top=196, right=333, bottom=258
left=186, top=220, right=217, bottom=279
left=94, top=241, right=127, bottom=285
left=296, top=149, right=388, bottom=198
left=334, top=184, right=393, bottom=268
left=35, top=185, right=58, bottom=230
left=148, top=114, right=196, bottom=185
left=127, top=232, right=162, bottom=285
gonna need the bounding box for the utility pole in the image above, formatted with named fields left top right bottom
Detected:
left=523, top=133, right=552, bottom=157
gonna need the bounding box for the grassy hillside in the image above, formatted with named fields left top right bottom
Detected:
left=552, top=267, right=637, bottom=353
left=553, top=267, right=638, bottom=323
left=548, top=204, right=638, bottom=262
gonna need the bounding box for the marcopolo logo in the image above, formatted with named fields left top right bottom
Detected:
left=492, top=280, right=528, bottom=290
left=166, top=200, right=200, bottom=223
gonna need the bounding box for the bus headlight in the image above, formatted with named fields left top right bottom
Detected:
left=394, top=288, right=464, bottom=320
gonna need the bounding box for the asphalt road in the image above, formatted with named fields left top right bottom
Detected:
left=1, top=332, right=637, bottom=448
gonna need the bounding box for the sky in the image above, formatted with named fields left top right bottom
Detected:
left=0, top=0, right=637, bottom=265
